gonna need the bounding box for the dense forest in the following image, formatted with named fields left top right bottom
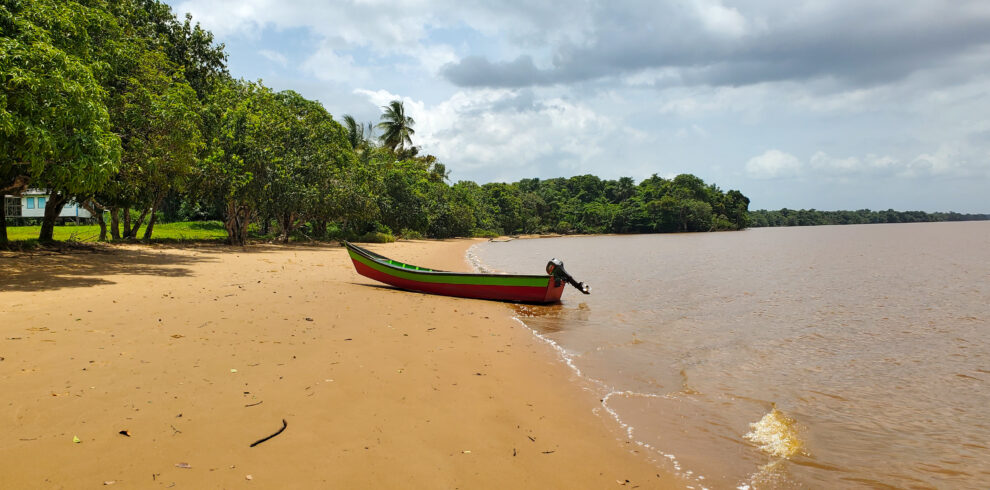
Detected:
left=1, top=0, right=750, bottom=245
left=749, top=209, right=990, bottom=227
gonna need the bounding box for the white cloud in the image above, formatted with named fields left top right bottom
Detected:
left=302, top=44, right=368, bottom=83
left=354, top=87, right=617, bottom=181
left=258, top=49, right=288, bottom=67
left=402, top=44, right=459, bottom=74
left=173, top=0, right=556, bottom=77
left=174, top=0, right=269, bottom=39
left=746, top=150, right=802, bottom=179
left=907, top=145, right=989, bottom=178
left=692, top=0, right=749, bottom=38
left=787, top=147, right=989, bottom=181
left=809, top=151, right=901, bottom=177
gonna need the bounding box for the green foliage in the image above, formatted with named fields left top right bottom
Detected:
left=109, top=0, right=228, bottom=98
left=0, top=0, right=122, bottom=197
left=342, top=114, right=376, bottom=152
left=427, top=173, right=749, bottom=236
left=357, top=231, right=396, bottom=243
left=199, top=79, right=273, bottom=244
left=397, top=228, right=423, bottom=240
left=471, top=229, right=501, bottom=238
left=201, top=81, right=362, bottom=244
left=106, top=48, right=203, bottom=238
left=377, top=99, right=415, bottom=153
left=749, top=208, right=990, bottom=227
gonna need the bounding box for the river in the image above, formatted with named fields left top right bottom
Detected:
left=470, top=222, right=990, bottom=489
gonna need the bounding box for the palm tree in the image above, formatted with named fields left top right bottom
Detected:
left=343, top=114, right=363, bottom=150
left=376, top=100, right=415, bottom=154
left=429, top=162, right=450, bottom=182
left=342, top=114, right=376, bottom=152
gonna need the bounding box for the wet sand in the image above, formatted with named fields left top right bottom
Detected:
left=0, top=240, right=678, bottom=488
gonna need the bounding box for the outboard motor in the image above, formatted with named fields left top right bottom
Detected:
left=546, top=258, right=591, bottom=294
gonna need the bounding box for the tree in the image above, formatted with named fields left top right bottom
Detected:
left=606, top=176, right=636, bottom=203
left=581, top=200, right=620, bottom=233
left=308, top=149, right=377, bottom=239
left=108, top=1, right=228, bottom=99
left=452, top=180, right=496, bottom=235
left=722, top=189, right=750, bottom=229
left=342, top=114, right=375, bottom=152
left=200, top=80, right=275, bottom=245
left=376, top=100, right=415, bottom=154
left=379, top=160, right=430, bottom=234
left=107, top=49, right=202, bottom=240
left=265, top=90, right=354, bottom=242
left=200, top=82, right=361, bottom=244
left=0, top=0, right=122, bottom=243
left=483, top=183, right=523, bottom=234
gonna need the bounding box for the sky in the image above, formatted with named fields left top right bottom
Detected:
left=166, top=0, right=990, bottom=212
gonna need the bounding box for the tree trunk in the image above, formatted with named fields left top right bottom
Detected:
left=0, top=195, right=7, bottom=245
left=81, top=200, right=107, bottom=241
left=129, top=206, right=150, bottom=239
left=123, top=206, right=132, bottom=238
left=261, top=213, right=270, bottom=236
left=280, top=212, right=302, bottom=243
left=1, top=175, right=31, bottom=245
left=39, top=191, right=69, bottom=243
left=110, top=207, right=121, bottom=240
left=312, top=220, right=327, bottom=240
left=96, top=208, right=107, bottom=241
left=278, top=213, right=290, bottom=243
left=225, top=201, right=251, bottom=246
left=143, top=193, right=165, bottom=240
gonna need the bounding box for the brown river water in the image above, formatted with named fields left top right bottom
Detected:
left=469, top=222, right=990, bottom=489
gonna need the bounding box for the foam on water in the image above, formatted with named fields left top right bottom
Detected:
left=743, top=407, right=804, bottom=459
left=467, top=243, right=712, bottom=489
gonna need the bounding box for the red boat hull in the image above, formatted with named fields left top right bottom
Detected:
left=351, top=257, right=565, bottom=303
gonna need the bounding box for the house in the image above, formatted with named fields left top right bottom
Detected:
left=3, top=189, right=93, bottom=222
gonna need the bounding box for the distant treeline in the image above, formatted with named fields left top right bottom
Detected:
left=749, top=209, right=990, bottom=227
left=451, top=174, right=751, bottom=236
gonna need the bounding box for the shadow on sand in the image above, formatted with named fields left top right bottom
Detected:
left=0, top=242, right=347, bottom=293
left=0, top=246, right=219, bottom=292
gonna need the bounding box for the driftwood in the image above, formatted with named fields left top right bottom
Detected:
left=250, top=419, right=287, bottom=447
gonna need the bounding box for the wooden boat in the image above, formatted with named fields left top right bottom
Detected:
left=344, top=241, right=590, bottom=303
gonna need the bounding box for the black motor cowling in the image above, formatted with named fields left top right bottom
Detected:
left=546, top=258, right=591, bottom=294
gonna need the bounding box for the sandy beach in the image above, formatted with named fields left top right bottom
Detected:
left=1, top=239, right=678, bottom=488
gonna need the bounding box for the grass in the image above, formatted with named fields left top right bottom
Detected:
left=4, top=220, right=426, bottom=248
left=3, top=220, right=228, bottom=243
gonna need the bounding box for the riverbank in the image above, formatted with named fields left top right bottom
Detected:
left=0, top=240, right=679, bottom=488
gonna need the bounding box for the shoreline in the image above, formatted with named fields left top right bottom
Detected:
left=0, top=239, right=681, bottom=488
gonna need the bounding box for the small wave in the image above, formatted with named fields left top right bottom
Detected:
left=464, top=243, right=493, bottom=273
left=744, top=407, right=805, bottom=458
left=468, top=243, right=711, bottom=487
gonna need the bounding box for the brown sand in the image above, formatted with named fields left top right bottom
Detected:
left=0, top=240, right=680, bottom=488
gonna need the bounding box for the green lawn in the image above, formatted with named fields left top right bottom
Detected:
left=4, top=220, right=227, bottom=243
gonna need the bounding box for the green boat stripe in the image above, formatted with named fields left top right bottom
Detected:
left=348, top=249, right=549, bottom=287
